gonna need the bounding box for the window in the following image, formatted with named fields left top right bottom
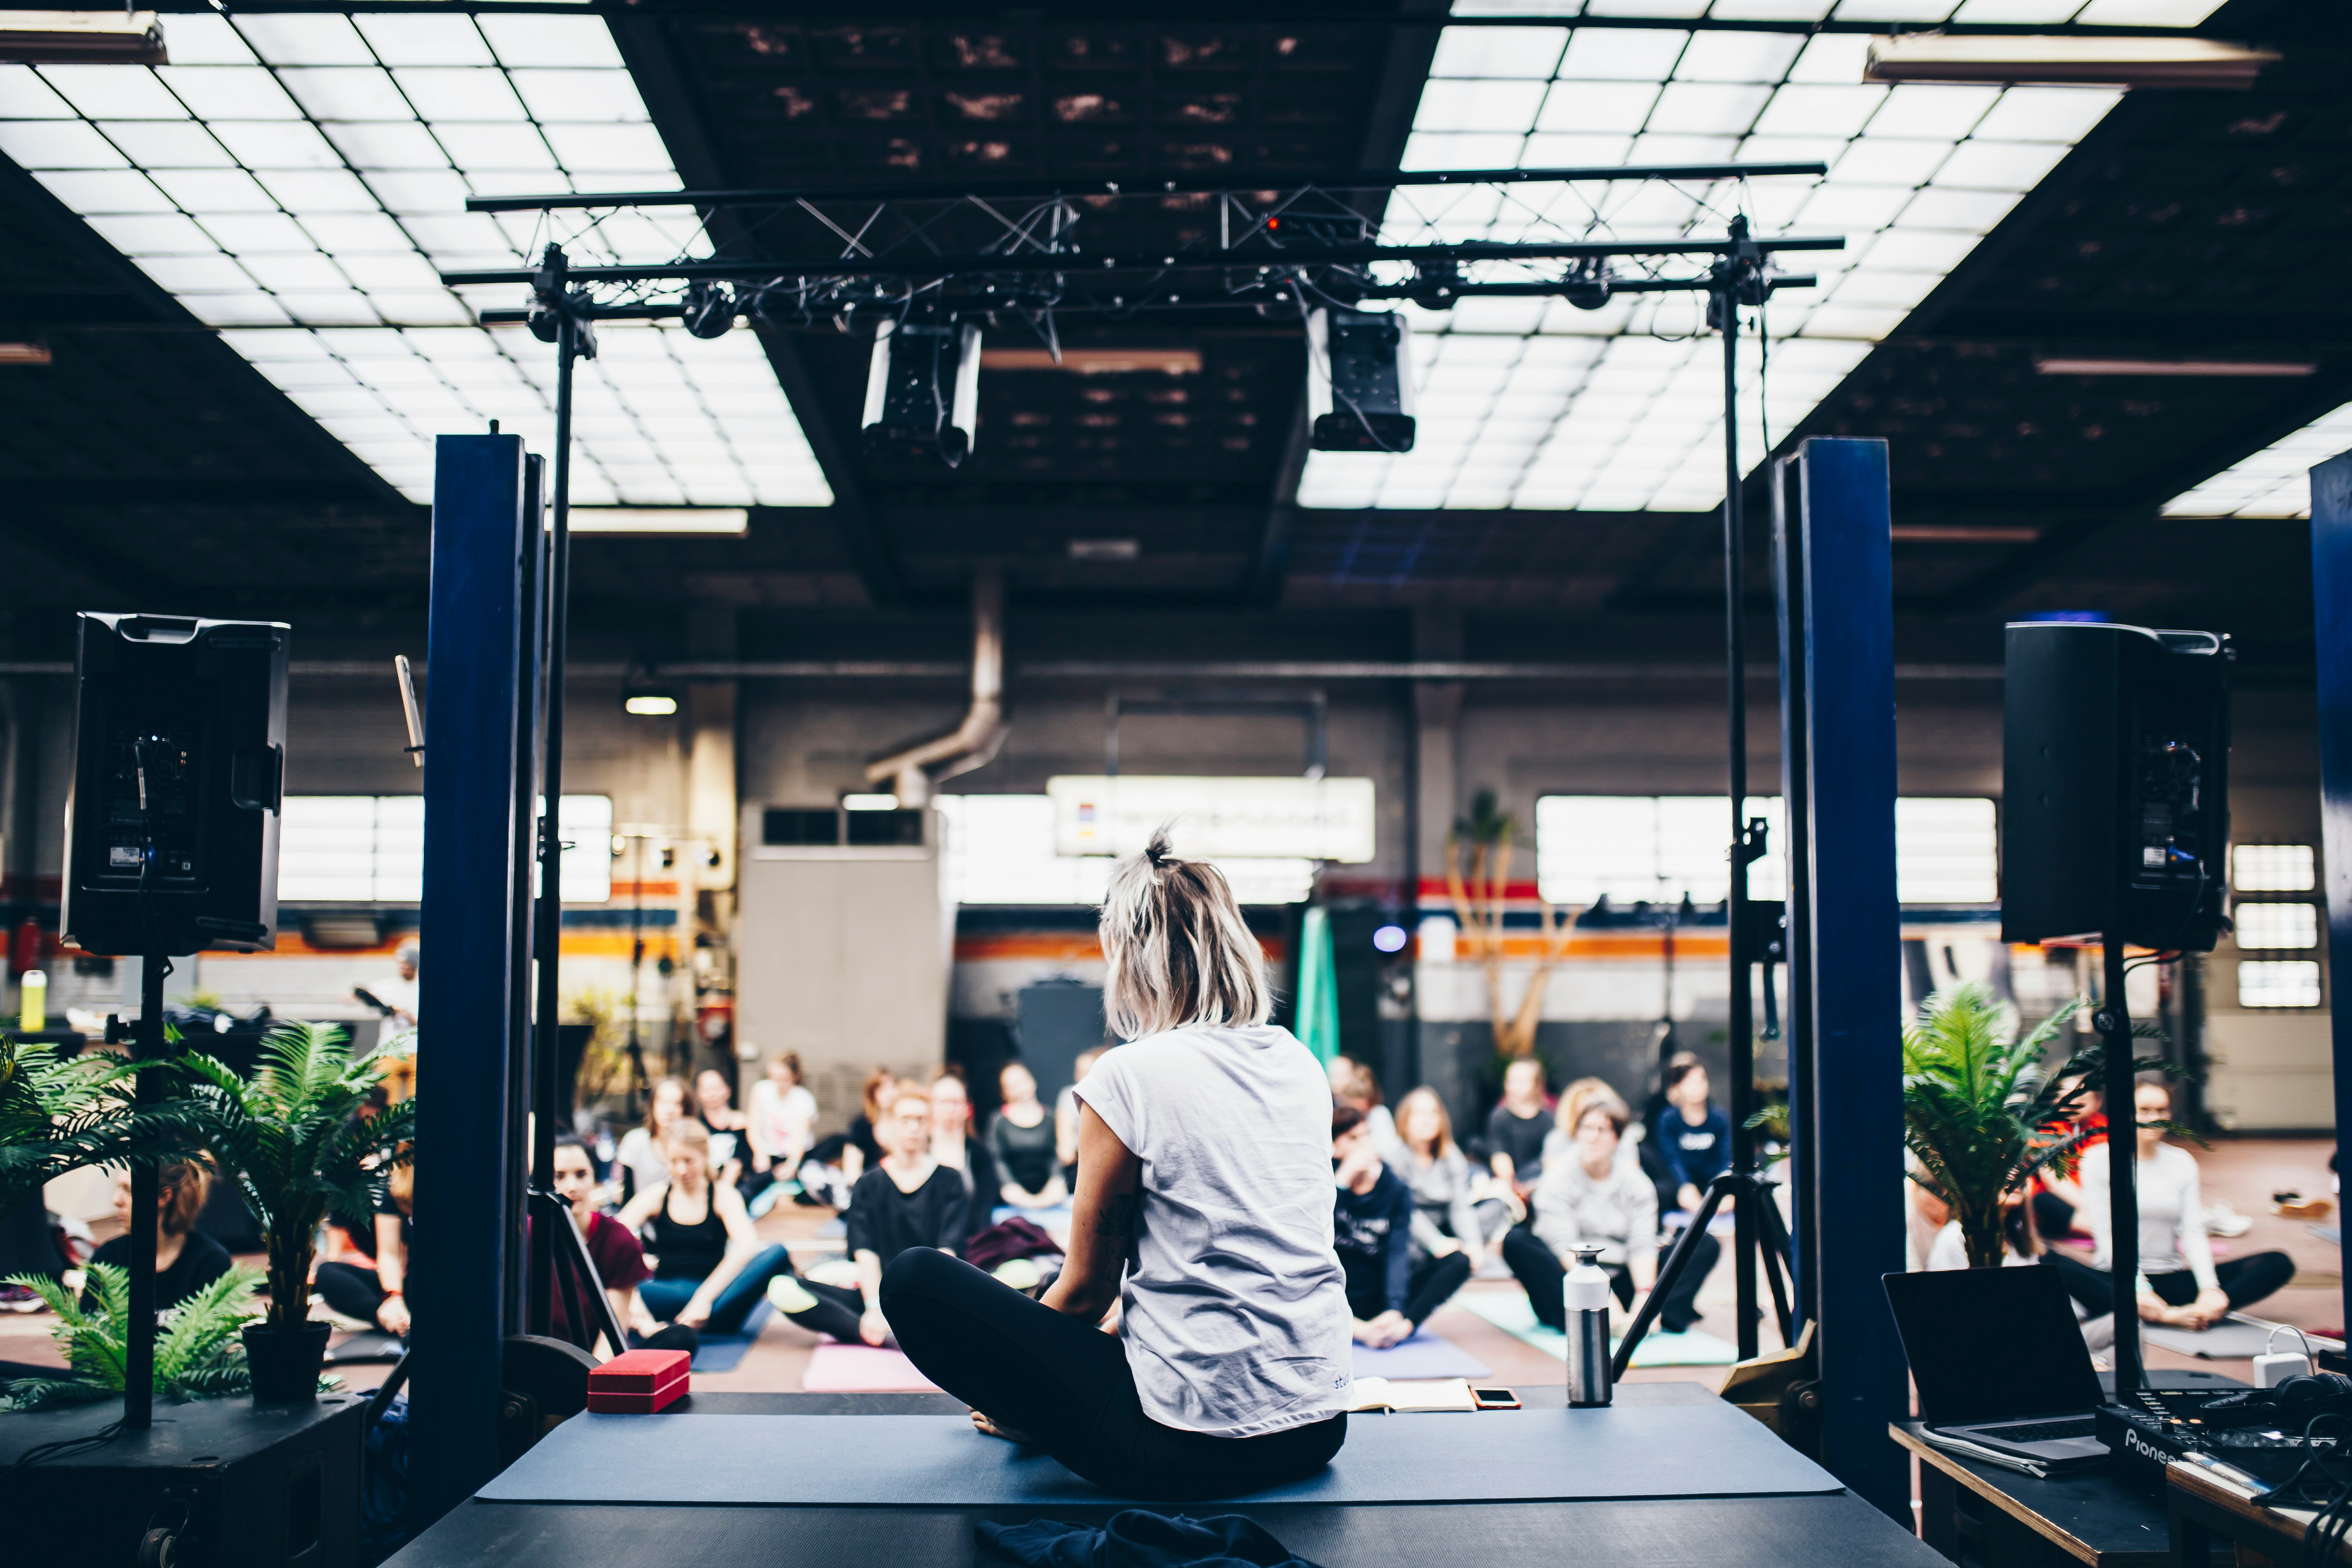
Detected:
left=2234, top=903, right=2318, bottom=950
left=277, top=793, right=609, bottom=903
left=2233, top=844, right=2316, bottom=893
left=2238, top=960, right=2322, bottom=1009
left=936, top=794, right=1314, bottom=906
left=1534, top=794, right=1998, bottom=907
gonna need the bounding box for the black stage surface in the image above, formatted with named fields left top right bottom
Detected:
left=389, top=1386, right=1944, bottom=1567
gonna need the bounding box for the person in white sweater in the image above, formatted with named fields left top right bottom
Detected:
left=1501, top=1087, right=1718, bottom=1335
left=2043, top=1077, right=2293, bottom=1326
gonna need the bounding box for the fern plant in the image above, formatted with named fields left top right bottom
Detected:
left=1902, top=983, right=2170, bottom=1271
left=0, top=1034, right=220, bottom=1215
left=0, top=1263, right=271, bottom=1410
left=185, top=1022, right=417, bottom=1332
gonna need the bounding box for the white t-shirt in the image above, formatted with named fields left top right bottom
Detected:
left=1076, top=1023, right=1351, bottom=1439
left=750, top=1081, right=818, bottom=1154
left=2079, top=1141, right=2220, bottom=1290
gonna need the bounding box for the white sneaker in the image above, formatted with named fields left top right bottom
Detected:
left=2202, top=1201, right=2253, bottom=1237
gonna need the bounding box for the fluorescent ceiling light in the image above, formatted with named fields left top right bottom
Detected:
left=1300, top=23, right=2126, bottom=513
left=2162, top=400, right=2352, bottom=519
left=0, top=339, right=52, bottom=364
left=0, top=11, right=166, bottom=66
left=980, top=348, right=1203, bottom=375
left=622, top=693, right=678, bottom=717
left=0, top=12, right=830, bottom=508
left=1067, top=538, right=1140, bottom=560
left=568, top=508, right=749, bottom=534
left=841, top=793, right=899, bottom=812
left=1442, top=3, right=2228, bottom=24
left=1889, top=524, right=2038, bottom=541
left=1865, top=35, right=2276, bottom=90
left=2037, top=356, right=2315, bottom=377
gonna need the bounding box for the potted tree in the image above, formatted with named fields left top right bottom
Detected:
left=187, top=1022, right=416, bottom=1403
left=1, top=1033, right=217, bottom=1214
left=1902, top=983, right=2170, bottom=1270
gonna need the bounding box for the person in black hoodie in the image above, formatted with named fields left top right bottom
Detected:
left=1650, top=1053, right=1731, bottom=1218
left=1332, top=1106, right=1468, bottom=1349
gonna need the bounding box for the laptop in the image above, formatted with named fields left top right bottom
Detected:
left=1883, top=1265, right=2110, bottom=1469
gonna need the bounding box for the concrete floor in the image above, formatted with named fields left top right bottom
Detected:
left=3, top=1135, right=2340, bottom=1398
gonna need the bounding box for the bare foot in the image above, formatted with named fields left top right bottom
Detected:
left=971, top=1411, right=1032, bottom=1442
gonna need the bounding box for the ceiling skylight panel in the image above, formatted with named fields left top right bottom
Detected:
left=2162, top=402, right=2352, bottom=519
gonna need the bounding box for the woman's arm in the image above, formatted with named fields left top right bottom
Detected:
left=679, top=1184, right=761, bottom=1326
left=1444, top=1153, right=1485, bottom=1257
left=374, top=1214, right=411, bottom=1334
left=614, top=1182, right=666, bottom=1233
left=853, top=1248, right=889, bottom=1344
left=1040, top=1104, right=1141, bottom=1323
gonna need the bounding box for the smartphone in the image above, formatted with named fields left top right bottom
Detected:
left=1471, top=1387, right=1521, bottom=1411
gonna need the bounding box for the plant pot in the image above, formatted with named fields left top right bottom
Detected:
left=243, top=1322, right=329, bottom=1404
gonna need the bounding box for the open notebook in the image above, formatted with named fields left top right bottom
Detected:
left=1346, top=1377, right=1482, bottom=1414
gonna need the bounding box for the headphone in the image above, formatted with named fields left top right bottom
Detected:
left=2203, top=1373, right=2352, bottom=1425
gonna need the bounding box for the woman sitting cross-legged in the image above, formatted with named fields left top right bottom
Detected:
left=1503, top=1087, right=1718, bottom=1336
left=991, top=1061, right=1069, bottom=1212
left=842, top=1083, right=971, bottom=1345
left=883, top=829, right=1350, bottom=1501
left=1391, top=1086, right=1517, bottom=1272
left=617, top=1121, right=862, bottom=1343
left=1333, top=1106, right=1469, bottom=1349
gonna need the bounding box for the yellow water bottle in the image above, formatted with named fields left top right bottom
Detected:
left=18, top=968, right=46, bottom=1034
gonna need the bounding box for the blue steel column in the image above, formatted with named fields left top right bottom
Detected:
left=1794, top=437, right=1907, bottom=1519
left=413, top=432, right=531, bottom=1520
left=2311, top=449, right=2352, bottom=1351
left=1771, top=455, right=1817, bottom=1332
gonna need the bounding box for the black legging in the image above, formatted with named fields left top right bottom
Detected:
left=1503, top=1225, right=1719, bottom=1336
left=315, top=1260, right=397, bottom=1327
left=1347, top=1250, right=1472, bottom=1334
left=881, top=1247, right=1348, bottom=1501
left=2042, top=1250, right=2295, bottom=1320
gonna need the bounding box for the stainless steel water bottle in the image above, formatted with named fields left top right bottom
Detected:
left=1565, top=1245, right=1614, bottom=1408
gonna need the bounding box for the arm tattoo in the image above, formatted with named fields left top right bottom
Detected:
left=1093, top=1191, right=1136, bottom=1246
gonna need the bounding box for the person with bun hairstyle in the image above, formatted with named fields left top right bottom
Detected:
left=883, top=828, right=1350, bottom=1500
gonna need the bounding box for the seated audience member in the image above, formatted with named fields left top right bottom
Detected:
left=1484, top=1057, right=1553, bottom=1196
left=1392, top=1086, right=1515, bottom=1269
left=695, top=1068, right=750, bottom=1190
left=847, top=1085, right=969, bottom=1344
left=548, top=1133, right=660, bottom=1351
left=2049, top=1076, right=2294, bottom=1326
left=1330, top=1056, right=1400, bottom=1161
left=991, top=1061, right=1069, bottom=1211
left=927, top=1069, right=1004, bottom=1248
left=1650, top=1053, right=1731, bottom=1218
left=1055, top=1047, right=1104, bottom=1186
left=90, top=1160, right=232, bottom=1311
left=807, top=1069, right=895, bottom=1202
left=1334, top=1106, right=1470, bottom=1348
left=1923, top=1183, right=2043, bottom=1271
left=1504, top=1089, right=1718, bottom=1335
left=619, top=1121, right=856, bottom=1340
left=315, top=1162, right=416, bottom=1335
left=2031, top=1078, right=2103, bottom=1242
left=746, top=1051, right=817, bottom=1206
left=614, top=1077, right=695, bottom=1204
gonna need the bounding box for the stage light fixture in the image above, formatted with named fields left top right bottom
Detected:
left=1305, top=307, right=1415, bottom=453
left=863, top=318, right=982, bottom=466
left=0, top=10, right=166, bottom=65
left=1865, top=34, right=2276, bottom=90
left=1373, top=924, right=1408, bottom=953
left=682, top=281, right=735, bottom=340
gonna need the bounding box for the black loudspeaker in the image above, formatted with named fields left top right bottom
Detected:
left=61, top=611, right=289, bottom=958
left=2000, top=621, right=2230, bottom=952
left=1306, top=306, right=1416, bottom=451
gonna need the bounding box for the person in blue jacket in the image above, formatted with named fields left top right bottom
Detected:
left=1332, top=1106, right=1470, bottom=1349
left=1651, top=1053, right=1732, bottom=1218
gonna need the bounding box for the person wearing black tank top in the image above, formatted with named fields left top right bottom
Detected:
left=615, top=1121, right=861, bottom=1341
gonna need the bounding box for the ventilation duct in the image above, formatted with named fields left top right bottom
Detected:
left=865, top=569, right=1005, bottom=808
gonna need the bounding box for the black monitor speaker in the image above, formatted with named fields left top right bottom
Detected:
left=2000, top=620, right=2230, bottom=952
left=61, top=612, right=289, bottom=958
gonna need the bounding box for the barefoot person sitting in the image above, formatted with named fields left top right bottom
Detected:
left=844, top=1084, right=970, bottom=1345
left=882, top=829, right=1350, bottom=1500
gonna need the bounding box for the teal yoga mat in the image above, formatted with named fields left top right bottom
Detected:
left=479, top=1407, right=1841, bottom=1506
left=1456, top=1289, right=1741, bottom=1368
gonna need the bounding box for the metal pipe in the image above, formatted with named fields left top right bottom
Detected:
left=863, top=568, right=1006, bottom=806
left=1716, top=244, right=1761, bottom=1363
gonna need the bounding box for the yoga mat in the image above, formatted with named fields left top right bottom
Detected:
left=481, top=1407, right=1840, bottom=1507
left=324, top=1329, right=405, bottom=1366
left=1456, top=1290, right=1740, bottom=1368
left=2312, top=1224, right=2341, bottom=1246
left=1349, top=1332, right=1490, bottom=1380
left=802, top=1346, right=942, bottom=1393
left=688, top=1299, right=774, bottom=1372
left=2141, top=1317, right=2288, bottom=1360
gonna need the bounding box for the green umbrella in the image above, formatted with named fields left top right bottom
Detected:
left=1295, top=905, right=1341, bottom=1065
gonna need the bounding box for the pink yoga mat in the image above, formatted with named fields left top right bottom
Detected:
left=801, top=1345, right=944, bottom=1393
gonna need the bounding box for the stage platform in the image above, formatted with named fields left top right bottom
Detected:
left=388, top=1386, right=1942, bottom=1567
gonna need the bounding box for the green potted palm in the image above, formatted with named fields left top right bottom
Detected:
left=1902, top=983, right=2167, bottom=1270
left=0, top=1265, right=272, bottom=1410
left=0, top=1032, right=217, bottom=1214
left=187, top=1022, right=415, bottom=1402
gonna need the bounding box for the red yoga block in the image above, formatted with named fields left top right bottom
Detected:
left=587, top=1348, right=690, bottom=1413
